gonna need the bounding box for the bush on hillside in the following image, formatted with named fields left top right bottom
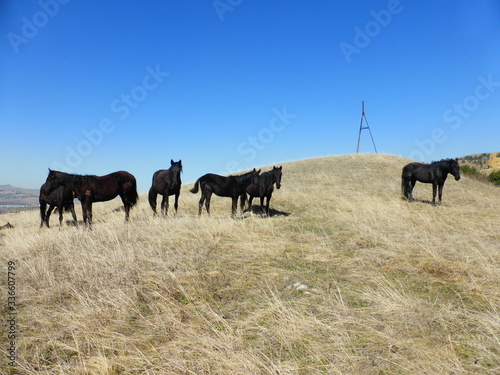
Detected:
left=487, top=170, right=500, bottom=186
left=460, top=165, right=477, bottom=175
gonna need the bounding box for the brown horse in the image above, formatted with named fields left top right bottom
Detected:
left=148, top=159, right=182, bottom=216
left=44, top=169, right=138, bottom=226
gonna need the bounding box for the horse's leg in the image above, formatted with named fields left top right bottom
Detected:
left=409, top=179, right=416, bottom=201
left=402, top=178, right=411, bottom=200
left=266, top=194, right=272, bottom=216
left=88, top=202, right=94, bottom=227
left=81, top=201, right=88, bottom=227
left=161, top=194, right=169, bottom=216
left=40, top=202, right=47, bottom=228
left=204, top=192, right=212, bottom=216
left=58, top=206, right=64, bottom=228
left=70, top=204, right=78, bottom=227
left=148, top=188, right=158, bottom=216
left=248, top=196, right=254, bottom=211
left=259, top=196, right=265, bottom=216
left=239, top=193, right=246, bottom=214
left=231, top=196, right=238, bottom=217
left=174, top=192, right=179, bottom=216
left=46, top=205, right=55, bottom=228
left=124, top=201, right=131, bottom=222
left=438, top=183, right=444, bottom=204
left=432, top=182, right=437, bottom=205
left=198, top=194, right=205, bottom=216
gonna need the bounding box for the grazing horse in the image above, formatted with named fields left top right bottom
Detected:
left=39, top=183, right=77, bottom=228
left=44, top=169, right=138, bottom=226
left=148, top=159, right=182, bottom=216
left=401, top=159, right=461, bottom=205
left=190, top=169, right=260, bottom=217
left=245, top=166, right=282, bottom=215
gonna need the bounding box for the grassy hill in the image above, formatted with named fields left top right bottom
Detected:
left=1, top=154, right=499, bottom=374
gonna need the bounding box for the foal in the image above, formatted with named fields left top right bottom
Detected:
left=190, top=169, right=260, bottom=217
left=245, top=166, right=282, bottom=215
left=39, top=183, right=77, bottom=228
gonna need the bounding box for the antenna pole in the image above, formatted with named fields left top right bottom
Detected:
left=356, top=101, right=378, bottom=154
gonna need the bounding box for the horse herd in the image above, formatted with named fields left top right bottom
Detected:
left=39, top=158, right=461, bottom=228
left=39, top=160, right=283, bottom=228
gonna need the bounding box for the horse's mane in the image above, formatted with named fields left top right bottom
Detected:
left=430, top=159, right=454, bottom=166
left=51, top=171, right=97, bottom=185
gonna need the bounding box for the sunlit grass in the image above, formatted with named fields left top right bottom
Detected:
left=0, top=154, right=499, bottom=374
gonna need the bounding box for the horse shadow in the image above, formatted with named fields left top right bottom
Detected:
left=246, top=205, right=291, bottom=217
left=401, top=197, right=445, bottom=206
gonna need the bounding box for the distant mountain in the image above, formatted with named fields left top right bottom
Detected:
left=0, top=184, right=39, bottom=210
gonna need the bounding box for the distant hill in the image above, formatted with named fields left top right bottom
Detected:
left=459, top=151, right=500, bottom=172
left=0, top=184, right=39, bottom=211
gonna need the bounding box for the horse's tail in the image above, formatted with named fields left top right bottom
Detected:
left=148, top=187, right=157, bottom=211
left=129, top=178, right=139, bottom=207
left=190, top=179, right=200, bottom=194
left=401, top=175, right=409, bottom=199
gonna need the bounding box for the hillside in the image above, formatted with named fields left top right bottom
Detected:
left=487, top=152, right=500, bottom=169
left=459, top=151, right=500, bottom=173
left=0, top=154, right=499, bottom=374
left=0, top=185, right=39, bottom=211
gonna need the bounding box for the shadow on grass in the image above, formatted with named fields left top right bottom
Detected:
left=246, top=205, right=291, bottom=217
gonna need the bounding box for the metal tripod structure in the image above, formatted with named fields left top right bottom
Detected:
left=356, top=101, right=378, bottom=154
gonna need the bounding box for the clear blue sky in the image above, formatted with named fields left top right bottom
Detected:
left=1, top=0, right=499, bottom=192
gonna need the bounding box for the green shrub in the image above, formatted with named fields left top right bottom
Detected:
left=460, top=165, right=477, bottom=174
left=487, top=170, right=500, bottom=185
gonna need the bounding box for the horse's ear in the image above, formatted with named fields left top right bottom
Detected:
left=279, top=166, right=282, bottom=170
left=171, top=159, right=174, bottom=165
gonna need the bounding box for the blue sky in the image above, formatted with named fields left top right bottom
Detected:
left=1, top=0, right=499, bottom=192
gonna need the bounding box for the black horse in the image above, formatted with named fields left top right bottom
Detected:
left=44, top=169, right=138, bottom=226
left=401, top=159, right=461, bottom=205
left=190, top=169, right=260, bottom=217
left=148, top=160, right=182, bottom=217
left=39, top=183, right=77, bottom=228
left=245, top=166, right=282, bottom=215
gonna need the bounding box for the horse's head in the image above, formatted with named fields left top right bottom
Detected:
left=44, top=169, right=65, bottom=191
left=251, top=170, right=260, bottom=186
left=272, top=166, right=283, bottom=189
left=170, top=159, right=182, bottom=172
left=450, top=159, right=461, bottom=181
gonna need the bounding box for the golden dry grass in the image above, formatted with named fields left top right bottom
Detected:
left=0, top=154, right=499, bottom=374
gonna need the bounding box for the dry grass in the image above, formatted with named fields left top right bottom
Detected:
left=0, top=154, right=499, bottom=374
